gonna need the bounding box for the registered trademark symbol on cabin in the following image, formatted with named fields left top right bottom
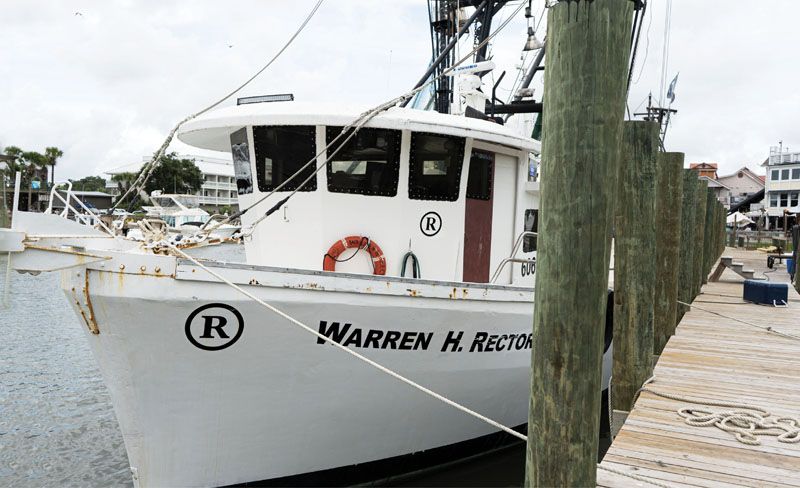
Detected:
left=419, top=211, right=442, bottom=237
left=185, top=303, right=244, bottom=351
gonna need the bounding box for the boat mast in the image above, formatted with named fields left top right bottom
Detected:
left=403, top=0, right=509, bottom=114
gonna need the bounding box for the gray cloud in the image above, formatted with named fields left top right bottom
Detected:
left=1, top=0, right=796, bottom=181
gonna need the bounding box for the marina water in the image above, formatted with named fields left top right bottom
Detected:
left=1, top=254, right=131, bottom=486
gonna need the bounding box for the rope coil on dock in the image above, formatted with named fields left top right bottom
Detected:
left=637, top=376, right=800, bottom=446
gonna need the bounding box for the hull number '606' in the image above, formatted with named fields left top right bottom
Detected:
left=520, top=260, right=536, bottom=277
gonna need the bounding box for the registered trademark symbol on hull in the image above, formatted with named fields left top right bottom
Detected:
left=185, top=303, right=244, bottom=351
left=420, top=211, right=442, bottom=237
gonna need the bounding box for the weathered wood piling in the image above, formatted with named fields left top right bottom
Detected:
left=691, top=178, right=708, bottom=298
left=612, top=121, right=658, bottom=412
left=653, top=152, right=684, bottom=355
left=702, top=190, right=717, bottom=282
left=676, top=170, right=697, bottom=321
left=526, top=0, right=633, bottom=486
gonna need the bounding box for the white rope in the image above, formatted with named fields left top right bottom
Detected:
left=597, top=464, right=673, bottom=488
left=166, top=243, right=527, bottom=442
left=637, top=376, right=800, bottom=446
left=111, top=0, right=327, bottom=210
left=677, top=299, right=800, bottom=341
left=171, top=243, right=678, bottom=486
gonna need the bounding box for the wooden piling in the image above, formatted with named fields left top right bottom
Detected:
left=721, top=204, right=727, bottom=255
left=702, top=190, right=717, bottom=281
left=612, top=121, right=658, bottom=414
left=653, top=152, right=684, bottom=355
left=526, top=1, right=633, bottom=486
left=676, top=170, right=697, bottom=322
left=0, top=176, right=9, bottom=229
left=692, top=179, right=708, bottom=298
left=719, top=204, right=724, bottom=255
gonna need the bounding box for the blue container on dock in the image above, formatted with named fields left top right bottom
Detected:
left=743, top=279, right=789, bottom=305
left=787, top=258, right=795, bottom=276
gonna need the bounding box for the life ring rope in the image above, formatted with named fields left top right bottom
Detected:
left=323, top=235, right=387, bottom=275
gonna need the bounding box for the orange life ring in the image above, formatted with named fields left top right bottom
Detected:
left=323, top=235, right=387, bottom=275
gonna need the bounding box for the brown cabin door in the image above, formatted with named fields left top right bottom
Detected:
left=463, top=151, right=495, bottom=283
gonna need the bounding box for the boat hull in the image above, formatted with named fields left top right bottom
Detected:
left=64, top=261, right=541, bottom=487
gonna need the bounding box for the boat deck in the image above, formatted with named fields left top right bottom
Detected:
left=597, top=248, right=800, bottom=487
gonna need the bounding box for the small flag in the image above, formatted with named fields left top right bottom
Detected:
left=666, top=73, right=679, bottom=104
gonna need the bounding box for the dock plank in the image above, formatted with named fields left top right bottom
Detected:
left=598, top=249, right=800, bottom=487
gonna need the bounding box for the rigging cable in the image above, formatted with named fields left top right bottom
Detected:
left=111, top=0, right=327, bottom=211
left=632, top=0, right=653, bottom=85
left=625, top=0, right=647, bottom=118
left=657, top=0, right=672, bottom=107
left=201, top=0, right=528, bottom=239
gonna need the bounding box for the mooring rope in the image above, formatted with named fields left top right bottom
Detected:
left=636, top=376, right=800, bottom=446
left=597, top=464, right=673, bottom=488
left=165, top=243, right=527, bottom=442
left=677, top=299, right=800, bottom=341
left=166, top=243, right=682, bottom=487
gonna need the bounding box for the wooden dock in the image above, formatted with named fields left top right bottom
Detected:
left=598, top=248, right=800, bottom=487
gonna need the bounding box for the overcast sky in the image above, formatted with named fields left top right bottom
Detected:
left=1, top=0, right=797, bottom=181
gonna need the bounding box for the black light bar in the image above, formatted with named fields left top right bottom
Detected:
left=237, top=94, right=294, bottom=105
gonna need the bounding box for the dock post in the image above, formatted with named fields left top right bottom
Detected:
left=692, top=179, right=708, bottom=298
left=702, top=189, right=716, bottom=282
left=717, top=203, right=724, bottom=258
left=526, top=1, right=633, bottom=486
left=0, top=176, right=8, bottom=229
left=721, top=204, right=727, bottom=256
left=721, top=204, right=727, bottom=255
left=612, top=121, right=658, bottom=414
left=676, top=170, right=697, bottom=322
left=653, top=152, right=684, bottom=355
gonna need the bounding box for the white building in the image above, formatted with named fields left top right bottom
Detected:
left=716, top=166, right=764, bottom=208
left=698, top=176, right=730, bottom=207
left=763, top=146, right=800, bottom=216
left=105, top=154, right=238, bottom=211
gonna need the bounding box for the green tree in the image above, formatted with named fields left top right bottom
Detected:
left=69, top=175, right=107, bottom=192
left=144, top=153, right=203, bottom=195
left=21, top=150, right=47, bottom=210
left=44, top=147, right=64, bottom=186
left=111, top=171, right=137, bottom=198
left=2, top=146, right=26, bottom=178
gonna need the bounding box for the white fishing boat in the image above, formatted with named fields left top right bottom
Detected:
left=0, top=2, right=615, bottom=486
left=142, top=191, right=240, bottom=239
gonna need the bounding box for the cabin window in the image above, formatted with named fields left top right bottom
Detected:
left=326, top=127, right=401, bottom=196
left=466, top=151, right=493, bottom=200
left=523, top=209, right=538, bottom=253
left=772, top=169, right=779, bottom=181
left=781, top=169, right=790, bottom=180
left=230, top=127, right=254, bottom=195
left=408, top=133, right=465, bottom=201
left=253, top=125, right=317, bottom=192
left=793, top=168, right=800, bottom=180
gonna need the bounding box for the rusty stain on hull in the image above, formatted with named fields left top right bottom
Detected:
left=70, top=271, right=100, bottom=335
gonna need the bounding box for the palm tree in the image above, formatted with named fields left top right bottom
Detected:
left=2, top=147, right=26, bottom=207
left=21, top=151, right=46, bottom=211
left=44, top=146, right=63, bottom=187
